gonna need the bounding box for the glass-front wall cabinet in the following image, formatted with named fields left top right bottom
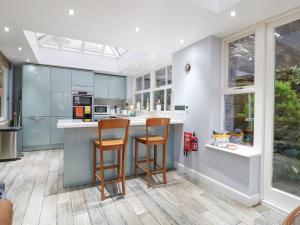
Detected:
left=134, top=65, right=172, bottom=111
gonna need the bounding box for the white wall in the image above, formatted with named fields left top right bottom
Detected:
left=172, top=36, right=259, bottom=196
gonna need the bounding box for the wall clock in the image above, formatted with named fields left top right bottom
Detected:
left=185, top=63, right=191, bottom=72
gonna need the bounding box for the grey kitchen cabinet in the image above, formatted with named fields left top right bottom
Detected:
left=22, top=116, right=51, bottom=147
left=22, top=65, right=51, bottom=117
left=94, top=75, right=126, bottom=99
left=51, top=117, right=66, bottom=145
left=51, top=67, right=72, bottom=117
left=71, top=70, right=94, bottom=87
left=94, top=74, right=110, bottom=99
left=109, top=76, right=126, bottom=99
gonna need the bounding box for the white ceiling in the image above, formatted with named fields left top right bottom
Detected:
left=0, top=0, right=300, bottom=75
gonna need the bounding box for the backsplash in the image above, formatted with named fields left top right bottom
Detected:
left=94, top=99, right=125, bottom=108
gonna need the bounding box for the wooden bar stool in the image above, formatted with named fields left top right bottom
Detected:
left=93, top=119, right=130, bottom=200
left=134, top=118, right=170, bottom=188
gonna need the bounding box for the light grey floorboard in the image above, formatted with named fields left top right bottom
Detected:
left=0, top=149, right=287, bottom=225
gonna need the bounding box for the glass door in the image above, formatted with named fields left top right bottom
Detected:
left=264, top=12, right=300, bottom=212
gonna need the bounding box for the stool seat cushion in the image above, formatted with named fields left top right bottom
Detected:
left=136, top=136, right=165, bottom=142
left=0, top=200, right=13, bottom=225
left=94, top=139, right=124, bottom=147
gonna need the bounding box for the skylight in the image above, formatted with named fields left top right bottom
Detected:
left=35, top=33, right=127, bottom=58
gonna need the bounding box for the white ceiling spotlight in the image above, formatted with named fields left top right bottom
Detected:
left=4, top=26, right=10, bottom=32
left=230, top=10, right=237, bottom=17
left=18, top=47, right=22, bottom=51
left=68, top=9, right=75, bottom=16
left=180, top=39, right=185, bottom=44
left=135, top=64, right=139, bottom=68
left=26, top=59, right=30, bottom=62
left=135, top=27, right=140, bottom=32
left=152, top=53, right=156, bottom=59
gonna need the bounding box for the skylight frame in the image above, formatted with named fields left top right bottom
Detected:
left=35, top=33, right=127, bottom=59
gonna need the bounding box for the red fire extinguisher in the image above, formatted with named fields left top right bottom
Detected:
left=191, top=132, right=198, bottom=151
left=184, top=132, right=198, bottom=156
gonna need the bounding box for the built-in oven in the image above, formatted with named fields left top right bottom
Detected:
left=72, top=90, right=93, bottom=121
left=94, top=105, right=111, bottom=115
left=72, top=94, right=93, bottom=106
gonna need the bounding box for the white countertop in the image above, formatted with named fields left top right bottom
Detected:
left=57, top=117, right=184, bottom=129
left=205, top=144, right=261, bottom=158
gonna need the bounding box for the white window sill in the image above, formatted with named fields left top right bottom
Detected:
left=205, top=144, right=261, bottom=158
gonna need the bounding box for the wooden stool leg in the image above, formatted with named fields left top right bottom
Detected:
left=146, top=144, right=151, bottom=188
left=100, top=148, right=105, bottom=201
left=117, top=148, right=121, bottom=180
left=121, top=146, right=126, bottom=195
left=154, top=145, right=158, bottom=171
left=93, top=143, right=97, bottom=186
left=162, top=143, right=167, bottom=185
left=134, top=139, right=138, bottom=177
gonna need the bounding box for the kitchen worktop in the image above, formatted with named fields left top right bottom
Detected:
left=57, top=117, right=184, bottom=129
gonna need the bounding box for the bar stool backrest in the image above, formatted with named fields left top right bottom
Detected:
left=283, top=206, right=300, bottom=225
left=146, top=118, right=170, bottom=142
left=97, top=119, right=130, bottom=146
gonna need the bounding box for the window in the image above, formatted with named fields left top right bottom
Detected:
left=228, top=35, right=255, bottom=87
left=223, top=33, right=255, bottom=146
left=36, top=32, right=127, bottom=58
left=134, top=65, right=172, bottom=111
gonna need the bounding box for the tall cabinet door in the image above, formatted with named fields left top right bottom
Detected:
left=71, top=70, right=94, bottom=87
left=22, top=65, right=51, bottom=117
left=94, top=74, right=109, bottom=99
left=108, top=76, right=126, bottom=99
left=51, top=67, right=72, bottom=117
left=22, top=117, right=51, bottom=147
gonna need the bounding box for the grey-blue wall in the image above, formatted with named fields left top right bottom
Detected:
left=172, top=36, right=259, bottom=196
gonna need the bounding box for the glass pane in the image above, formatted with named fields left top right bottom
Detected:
left=144, top=74, right=150, bottom=90
left=84, top=42, right=103, bottom=55
left=228, top=34, right=255, bottom=87
left=153, top=90, right=165, bottom=111
left=224, top=93, right=254, bottom=145
left=272, top=19, right=300, bottom=197
left=135, top=94, right=142, bottom=110
left=167, top=66, right=172, bottom=85
left=142, top=92, right=150, bottom=110
left=136, top=77, right=143, bottom=91
left=61, top=38, right=82, bottom=52
left=155, top=68, right=166, bottom=87
left=166, top=89, right=172, bottom=111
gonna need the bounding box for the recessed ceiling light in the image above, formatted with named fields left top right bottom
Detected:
left=180, top=39, right=184, bottom=44
left=230, top=11, right=237, bottom=17
left=153, top=53, right=156, bottom=59
left=136, top=64, right=139, bottom=68
left=26, top=59, right=30, bottom=62
left=68, top=9, right=75, bottom=16
left=135, top=27, right=140, bottom=32
left=18, top=47, right=22, bottom=51
left=4, top=26, right=10, bottom=32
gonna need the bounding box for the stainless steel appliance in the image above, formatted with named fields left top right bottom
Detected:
left=94, top=105, right=111, bottom=115
left=0, top=126, right=22, bottom=161
left=72, top=90, right=93, bottom=121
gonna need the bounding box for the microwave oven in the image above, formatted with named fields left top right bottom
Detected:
left=94, top=105, right=111, bottom=115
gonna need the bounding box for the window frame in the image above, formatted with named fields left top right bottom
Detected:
left=133, top=63, right=172, bottom=111
left=221, top=29, right=257, bottom=146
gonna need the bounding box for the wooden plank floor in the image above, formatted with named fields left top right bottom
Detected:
left=0, top=149, right=287, bottom=225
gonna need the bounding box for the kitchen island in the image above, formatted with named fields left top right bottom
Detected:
left=57, top=117, right=184, bottom=187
